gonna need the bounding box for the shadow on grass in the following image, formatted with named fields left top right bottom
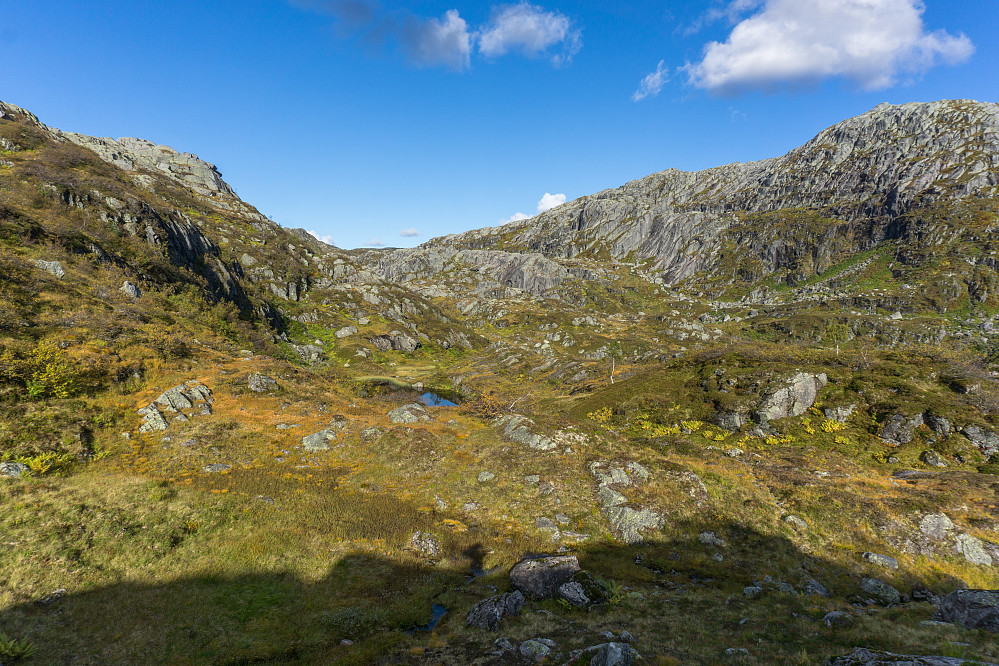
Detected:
left=0, top=518, right=980, bottom=665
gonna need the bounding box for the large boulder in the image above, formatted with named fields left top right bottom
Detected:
left=0, top=462, right=29, bottom=478
left=880, top=413, right=924, bottom=445
left=369, top=330, right=420, bottom=353
left=557, top=571, right=608, bottom=609
left=962, top=425, right=999, bottom=457
left=510, top=555, right=580, bottom=599
left=933, top=589, right=999, bottom=631
left=920, top=514, right=955, bottom=541
left=465, top=591, right=525, bottom=630
left=248, top=372, right=278, bottom=392
left=955, top=534, right=993, bottom=566
left=825, top=648, right=998, bottom=665
left=861, top=577, right=901, bottom=605
left=335, top=325, right=358, bottom=339
left=302, top=429, right=337, bottom=452
left=291, top=344, right=325, bottom=365
left=388, top=403, right=432, bottom=424
left=32, top=259, right=65, bottom=277
left=754, top=372, right=827, bottom=422
left=590, top=643, right=635, bottom=666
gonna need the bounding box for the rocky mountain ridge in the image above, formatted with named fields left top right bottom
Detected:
left=415, top=99, right=999, bottom=290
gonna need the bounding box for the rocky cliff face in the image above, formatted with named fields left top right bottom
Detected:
left=420, top=100, right=999, bottom=289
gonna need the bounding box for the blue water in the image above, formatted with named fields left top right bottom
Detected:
left=417, top=392, right=458, bottom=407
left=405, top=604, right=447, bottom=634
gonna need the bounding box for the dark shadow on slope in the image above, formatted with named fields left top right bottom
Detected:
left=0, top=520, right=984, bottom=666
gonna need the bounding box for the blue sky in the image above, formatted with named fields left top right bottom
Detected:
left=2, top=1, right=997, bottom=248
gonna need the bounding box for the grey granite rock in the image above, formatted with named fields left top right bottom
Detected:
left=519, top=639, right=553, bottom=662
left=388, top=403, right=432, bottom=424
left=955, top=534, right=993, bottom=566
left=0, top=462, right=29, bottom=477
left=862, top=552, right=899, bottom=570
left=302, top=429, right=337, bottom=452
left=248, top=373, right=278, bottom=392
left=921, top=450, right=948, bottom=467
left=881, top=414, right=924, bottom=445
left=825, top=648, right=997, bottom=665
left=410, top=532, right=441, bottom=557
left=121, top=280, right=142, bottom=298
left=933, top=589, right=999, bottom=631
left=920, top=514, right=955, bottom=541
left=754, top=372, right=827, bottom=422
left=369, top=331, right=420, bottom=353
left=466, top=591, right=525, bottom=631
left=823, top=611, right=853, bottom=628
left=590, top=642, right=635, bottom=666
left=32, top=259, right=65, bottom=278
left=494, top=415, right=556, bottom=451
left=861, top=577, right=901, bottom=605
left=510, top=555, right=580, bottom=599
left=963, top=425, right=999, bottom=457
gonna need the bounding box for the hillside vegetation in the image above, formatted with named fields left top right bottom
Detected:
left=1, top=99, right=999, bottom=665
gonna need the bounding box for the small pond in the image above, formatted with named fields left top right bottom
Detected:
left=417, top=391, right=458, bottom=407
left=405, top=604, right=447, bottom=634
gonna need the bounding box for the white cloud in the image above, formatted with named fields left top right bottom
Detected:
left=499, top=212, right=532, bottom=225
left=307, top=229, right=336, bottom=245
left=295, top=1, right=582, bottom=69
left=366, top=238, right=387, bottom=247
left=399, top=227, right=420, bottom=237
left=684, top=0, right=974, bottom=93
left=478, top=3, right=582, bottom=66
left=536, top=192, right=566, bottom=213
left=632, top=60, right=669, bottom=101
left=499, top=191, right=568, bottom=224
left=402, top=9, right=472, bottom=70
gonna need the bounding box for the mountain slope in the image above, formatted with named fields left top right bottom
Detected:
left=417, top=100, right=999, bottom=291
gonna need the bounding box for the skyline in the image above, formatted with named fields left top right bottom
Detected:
left=2, top=0, right=996, bottom=248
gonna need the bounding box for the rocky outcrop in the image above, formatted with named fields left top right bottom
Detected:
left=358, top=247, right=585, bottom=299
left=860, top=577, right=900, bottom=606
left=881, top=414, right=924, bottom=445
left=466, top=591, right=525, bottom=630
left=137, top=381, right=213, bottom=432
left=826, top=648, right=998, bottom=665
left=962, top=425, right=999, bottom=457
left=590, top=461, right=663, bottom=543
left=388, top=403, right=432, bottom=424
left=0, top=462, right=29, bottom=478
left=494, top=415, right=557, bottom=451
left=248, top=373, right=278, bottom=392
left=933, top=589, right=999, bottom=631
left=509, top=555, right=580, bottom=599
left=754, top=372, right=827, bottom=423
left=370, top=331, right=420, bottom=353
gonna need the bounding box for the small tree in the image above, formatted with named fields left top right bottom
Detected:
left=607, top=340, right=623, bottom=384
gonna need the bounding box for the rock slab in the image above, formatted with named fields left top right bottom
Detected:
left=826, top=648, right=998, bottom=665
left=510, top=555, right=580, bottom=599
left=933, top=589, right=999, bottom=631
left=466, top=591, right=525, bottom=631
